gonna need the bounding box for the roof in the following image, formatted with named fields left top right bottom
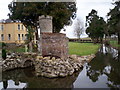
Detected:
left=0, top=19, right=21, bottom=23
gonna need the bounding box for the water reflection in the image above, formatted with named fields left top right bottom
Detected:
left=73, top=45, right=120, bottom=88
left=99, top=44, right=118, bottom=60
left=1, top=80, right=26, bottom=90
left=86, top=45, right=120, bottom=88
left=1, top=67, right=80, bottom=89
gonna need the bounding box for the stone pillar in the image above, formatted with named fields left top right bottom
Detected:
left=37, top=15, right=53, bottom=55
left=38, top=15, right=53, bottom=33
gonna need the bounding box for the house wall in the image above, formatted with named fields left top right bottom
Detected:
left=0, top=22, right=28, bottom=44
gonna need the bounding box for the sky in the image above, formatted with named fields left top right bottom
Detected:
left=0, top=0, right=115, bottom=38
left=61, top=0, right=114, bottom=38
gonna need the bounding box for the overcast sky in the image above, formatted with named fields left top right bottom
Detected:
left=61, top=0, right=114, bottom=38
left=0, top=0, right=114, bottom=38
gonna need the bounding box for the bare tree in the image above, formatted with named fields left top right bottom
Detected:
left=74, top=18, right=84, bottom=42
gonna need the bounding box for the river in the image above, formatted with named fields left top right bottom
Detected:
left=0, top=45, right=120, bottom=89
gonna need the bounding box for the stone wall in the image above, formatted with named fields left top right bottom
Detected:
left=41, top=33, right=68, bottom=60
left=1, top=53, right=37, bottom=71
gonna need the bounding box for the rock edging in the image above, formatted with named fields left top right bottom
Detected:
left=34, top=54, right=95, bottom=78
left=0, top=52, right=95, bottom=78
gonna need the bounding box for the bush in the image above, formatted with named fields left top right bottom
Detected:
left=2, top=49, right=6, bottom=60
left=0, top=42, right=6, bottom=47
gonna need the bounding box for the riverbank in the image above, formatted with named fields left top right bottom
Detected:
left=69, top=42, right=100, bottom=56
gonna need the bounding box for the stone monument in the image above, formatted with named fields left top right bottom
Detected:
left=37, top=15, right=68, bottom=59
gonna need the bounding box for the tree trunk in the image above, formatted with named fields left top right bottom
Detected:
left=35, top=27, right=39, bottom=41
left=39, top=34, right=42, bottom=55
left=118, top=47, right=120, bottom=61
left=78, top=37, right=81, bottom=43
left=106, top=34, right=110, bottom=45
left=100, top=38, right=103, bottom=44
left=118, top=32, right=120, bottom=45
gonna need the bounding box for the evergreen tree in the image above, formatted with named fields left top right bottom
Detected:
left=107, top=0, right=120, bottom=44
left=86, top=9, right=106, bottom=43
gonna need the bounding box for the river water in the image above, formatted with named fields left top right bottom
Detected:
left=0, top=45, right=120, bottom=89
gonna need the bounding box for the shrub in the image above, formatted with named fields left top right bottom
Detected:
left=2, top=49, right=6, bottom=60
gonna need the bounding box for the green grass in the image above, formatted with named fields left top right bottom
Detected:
left=110, top=40, right=120, bottom=48
left=15, top=47, right=25, bottom=53
left=68, top=42, right=100, bottom=56
left=7, top=47, right=25, bottom=53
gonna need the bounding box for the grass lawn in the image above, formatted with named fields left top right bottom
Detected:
left=7, top=47, right=25, bottom=53
left=110, top=40, right=120, bottom=48
left=15, top=47, right=25, bottom=53
left=68, top=42, right=100, bottom=56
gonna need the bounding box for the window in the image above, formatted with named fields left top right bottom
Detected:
left=8, top=34, right=11, bottom=40
left=18, top=34, right=20, bottom=40
left=18, top=24, right=20, bottom=30
left=22, top=34, right=24, bottom=40
left=1, top=34, right=4, bottom=41
left=22, top=25, right=24, bottom=30
left=1, top=25, right=4, bottom=30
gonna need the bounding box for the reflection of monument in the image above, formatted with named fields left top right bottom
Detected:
left=2, top=68, right=81, bottom=88
left=3, top=80, right=8, bottom=89
left=14, top=80, right=19, bottom=86
left=37, top=15, right=68, bottom=59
